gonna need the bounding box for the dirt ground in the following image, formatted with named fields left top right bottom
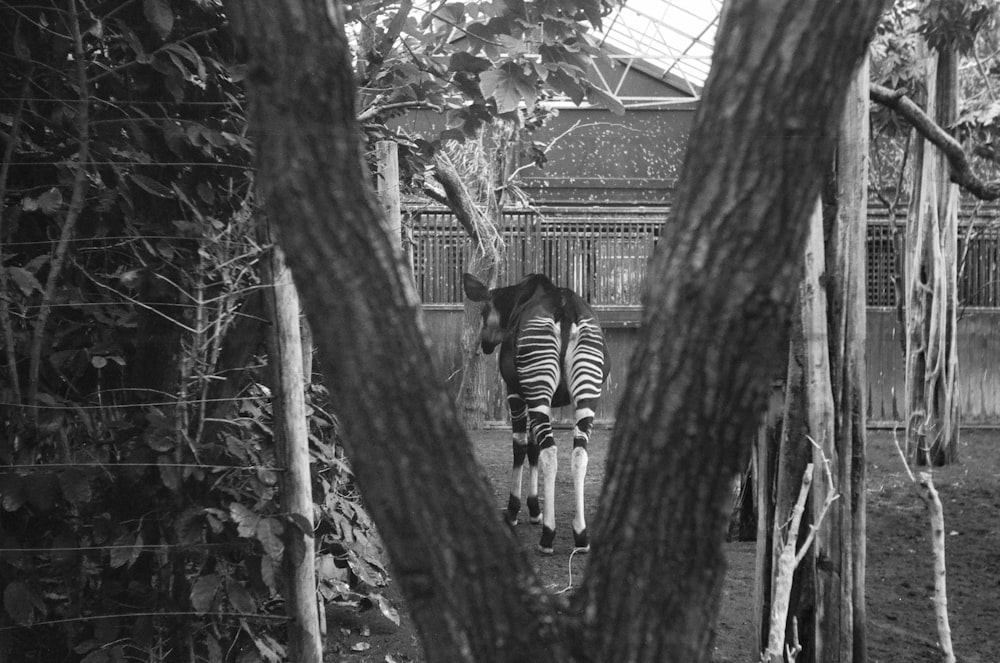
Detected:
left=326, top=428, right=1000, bottom=662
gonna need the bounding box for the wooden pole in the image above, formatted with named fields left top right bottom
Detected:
left=376, top=140, right=402, bottom=251
left=834, top=55, right=869, bottom=663
left=262, top=236, right=323, bottom=663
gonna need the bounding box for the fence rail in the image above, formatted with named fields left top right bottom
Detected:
left=412, top=205, right=1000, bottom=308
left=411, top=206, right=664, bottom=306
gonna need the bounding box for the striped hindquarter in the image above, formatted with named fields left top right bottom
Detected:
left=461, top=273, right=608, bottom=555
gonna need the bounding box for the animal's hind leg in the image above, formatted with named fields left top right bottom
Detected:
left=525, top=434, right=541, bottom=524
left=505, top=394, right=529, bottom=526
left=570, top=400, right=596, bottom=552
left=529, top=404, right=558, bottom=554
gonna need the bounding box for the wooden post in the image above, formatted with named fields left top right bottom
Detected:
left=376, top=140, right=402, bottom=252
left=832, top=55, right=869, bottom=663
left=262, top=238, right=323, bottom=663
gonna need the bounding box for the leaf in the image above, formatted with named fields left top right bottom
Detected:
left=58, top=468, right=93, bottom=505
left=226, top=578, right=256, bottom=614
left=0, top=473, right=26, bottom=511
left=585, top=85, right=625, bottom=116
left=448, top=52, right=491, bottom=74
left=13, top=32, right=30, bottom=61
left=158, top=455, right=182, bottom=492
left=284, top=512, right=312, bottom=535
left=260, top=553, right=278, bottom=594
left=229, top=503, right=260, bottom=538
left=253, top=633, right=285, bottom=663
left=7, top=267, right=43, bottom=296
left=81, top=650, right=110, bottom=663
left=22, top=188, right=63, bottom=215
left=144, top=0, right=174, bottom=39
left=190, top=574, right=221, bottom=614
left=38, top=188, right=63, bottom=214
left=479, top=63, right=537, bottom=113
left=109, top=531, right=143, bottom=569
left=255, top=518, right=285, bottom=561
left=369, top=593, right=400, bottom=626
left=3, top=581, right=43, bottom=625
left=175, top=507, right=206, bottom=545
left=129, top=173, right=175, bottom=198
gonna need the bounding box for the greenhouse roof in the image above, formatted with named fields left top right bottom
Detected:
left=596, top=0, right=722, bottom=97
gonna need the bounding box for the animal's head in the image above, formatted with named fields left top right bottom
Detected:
left=462, top=273, right=505, bottom=354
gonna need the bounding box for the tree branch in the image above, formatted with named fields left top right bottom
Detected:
left=0, top=76, right=30, bottom=404
left=431, top=151, right=482, bottom=243
left=357, top=99, right=443, bottom=123
left=27, top=0, right=91, bottom=418
left=870, top=83, right=1000, bottom=200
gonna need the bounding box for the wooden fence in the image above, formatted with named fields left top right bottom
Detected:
left=413, top=206, right=1000, bottom=426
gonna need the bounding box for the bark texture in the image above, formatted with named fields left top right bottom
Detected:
left=577, top=2, right=889, bottom=660
left=827, top=58, right=870, bottom=662
left=223, top=3, right=565, bottom=661
left=904, top=46, right=961, bottom=466
left=224, top=0, right=889, bottom=661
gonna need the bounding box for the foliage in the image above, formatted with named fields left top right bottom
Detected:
left=0, top=0, right=387, bottom=660
left=352, top=0, right=623, bottom=195
left=916, top=0, right=997, bottom=54
left=869, top=0, right=1000, bottom=198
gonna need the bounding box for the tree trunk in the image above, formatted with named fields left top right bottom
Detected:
left=433, top=130, right=508, bottom=429
left=224, top=0, right=889, bottom=660
left=905, top=45, right=961, bottom=466
left=827, top=57, right=869, bottom=662
left=458, top=249, right=498, bottom=428
left=758, top=59, right=871, bottom=663
left=772, top=298, right=818, bottom=661
left=576, top=1, right=888, bottom=659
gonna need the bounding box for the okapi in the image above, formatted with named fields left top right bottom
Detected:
left=462, top=273, right=609, bottom=554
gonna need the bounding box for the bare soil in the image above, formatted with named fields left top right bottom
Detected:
left=326, top=429, right=1000, bottom=662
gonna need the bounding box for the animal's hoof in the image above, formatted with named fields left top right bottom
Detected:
left=572, top=528, right=590, bottom=553
left=527, top=496, right=541, bottom=523
left=505, top=495, right=521, bottom=526
left=538, top=526, right=556, bottom=555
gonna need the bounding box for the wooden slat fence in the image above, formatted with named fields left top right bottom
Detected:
left=411, top=206, right=663, bottom=305
left=414, top=206, right=1000, bottom=426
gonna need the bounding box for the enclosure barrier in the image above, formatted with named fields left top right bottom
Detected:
left=413, top=204, right=1000, bottom=426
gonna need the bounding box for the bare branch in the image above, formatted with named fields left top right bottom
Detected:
left=870, top=83, right=1000, bottom=200
left=0, top=76, right=30, bottom=403
left=27, top=0, right=92, bottom=418
left=357, top=100, right=444, bottom=123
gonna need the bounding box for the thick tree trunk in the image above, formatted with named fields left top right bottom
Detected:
left=223, top=5, right=563, bottom=661
left=576, top=2, right=888, bottom=660
left=224, top=0, right=889, bottom=660
left=905, top=45, right=960, bottom=466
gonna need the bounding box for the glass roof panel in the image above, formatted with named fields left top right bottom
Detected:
left=596, top=0, right=722, bottom=96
